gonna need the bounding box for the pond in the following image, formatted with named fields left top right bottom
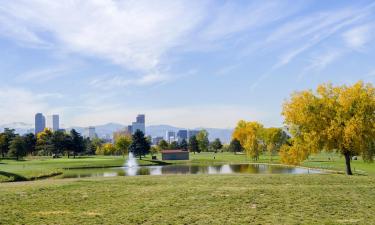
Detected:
left=59, top=164, right=323, bottom=179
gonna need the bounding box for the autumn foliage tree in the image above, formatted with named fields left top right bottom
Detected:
left=233, top=121, right=264, bottom=160
left=263, top=127, right=289, bottom=161
left=282, top=81, right=375, bottom=175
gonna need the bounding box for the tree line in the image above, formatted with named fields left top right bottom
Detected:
left=0, top=128, right=89, bottom=160
left=232, top=122, right=290, bottom=161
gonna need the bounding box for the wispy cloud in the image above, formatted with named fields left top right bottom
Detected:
left=0, top=1, right=207, bottom=72
left=90, top=73, right=171, bottom=90
left=16, top=66, right=71, bottom=83
left=0, top=86, right=63, bottom=124
left=69, top=104, right=273, bottom=128
left=343, top=24, right=374, bottom=50
left=250, top=2, right=375, bottom=90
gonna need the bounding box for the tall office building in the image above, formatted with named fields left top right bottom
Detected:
left=166, top=131, right=176, bottom=143
left=132, top=114, right=145, bottom=134
left=188, top=130, right=200, bottom=139
left=84, top=126, right=97, bottom=139
left=176, top=129, right=188, bottom=142
left=136, top=114, right=145, bottom=123
left=152, top=136, right=164, bottom=145
left=47, top=114, right=60, bottom=131
left=35, top=113, right=46, bottom=134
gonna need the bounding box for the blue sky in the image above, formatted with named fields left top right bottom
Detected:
left=0, top=0, right=374, bottom=128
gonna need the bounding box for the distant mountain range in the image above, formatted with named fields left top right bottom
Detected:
left=0, top=122, right=233, bottom=143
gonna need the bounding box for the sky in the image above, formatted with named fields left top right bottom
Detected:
left=0, top=0, right=374, bottom=129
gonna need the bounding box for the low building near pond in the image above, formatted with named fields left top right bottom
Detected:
left=161, top=150, right=189, bottom=160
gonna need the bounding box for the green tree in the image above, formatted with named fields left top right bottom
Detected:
left=23, top=133, right=36, bottom=156
left=51, top=130, right=71, bottom=156
left=196, top=130, right=209, bottom=152
left=158, top=139, right=169, bottom=150
left=188, top=135, right=200, bottom=154
left=282, top=81, right=375, bottom=175
left=129, top=130, right=150, bottom=159
left=70, top=129, right=84, bottom=158
left=0, top=128, right=16, bottom=158
left=115, top=135, right=132, bottom=156
left=91, top=138, right=104, bottom=155
left=169, top=141, right=179, bottom=150
left=229, top=139, right=242, bottom=154
left=8, top=135, right=27, bottom=160
left=210, top=138, right=223, bottom=153
left=179, top=139, right=188, bottom=151
left=150, top=146, right=159, bottom=156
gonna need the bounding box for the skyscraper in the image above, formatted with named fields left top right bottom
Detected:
left=35, top=113, right=45, bottom=134
left=176, top=129, right=188, bottom=142
left=136, top=114, right=145, bottom=123
left=188, top=130, right=199, bottom=139
left=84, top=126, right=97, bottom=139
left=166, top=131, right=176, bottom=143
left=132, top=114, right=145, bottom=134
left=46, top=114, right=60, bottom=131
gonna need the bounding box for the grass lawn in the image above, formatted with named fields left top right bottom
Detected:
left=0, top=174, right=374, bottom=224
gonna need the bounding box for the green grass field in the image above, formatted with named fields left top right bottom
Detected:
left=0, top=174, right=374, bottom=224
left=1, top=153, right=375, bottom=224
left=1, top=152, right=375, bottom=182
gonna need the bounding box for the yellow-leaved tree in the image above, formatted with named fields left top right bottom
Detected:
left=282, top=81, right=375, bottom=175
left=232, top=120, right=264, bottom=160
left=263, top=127, right=289, bottom=162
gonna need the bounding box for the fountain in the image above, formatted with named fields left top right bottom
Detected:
left=125, top=152, right=138, bottom=176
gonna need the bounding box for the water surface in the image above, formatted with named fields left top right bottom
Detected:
left=60, top=164, right=322, bottom=179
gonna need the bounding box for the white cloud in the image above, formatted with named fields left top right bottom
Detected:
left=0, top=86, right=60, bottom=124
left=268, top=3, right=375, bottom=67
left=200, top=1, right=300, bottom=40
left=90, top=73, right=171, bottom=89
left=69, top=104, right=275, bottom=128
left=0, top=0, right=207, bottom=71
left=15, top=66, right=71, bottom=83
left=343, top=24, right=373, bottom=49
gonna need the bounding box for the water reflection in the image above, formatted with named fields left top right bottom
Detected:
left=60, top=164, right=322, bottom=179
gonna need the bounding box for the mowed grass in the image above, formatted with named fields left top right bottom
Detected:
left=0, top=174, right=374, bottom=225
left=1, top=152, right=375, bottom=182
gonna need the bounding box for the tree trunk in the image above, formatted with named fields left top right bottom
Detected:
left=344, top=152, right=353, bottom=175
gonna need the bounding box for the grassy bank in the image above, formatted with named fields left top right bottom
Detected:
left=0, top=156, right=126, bottom=182
left=0, top=174, right=374, bottom=224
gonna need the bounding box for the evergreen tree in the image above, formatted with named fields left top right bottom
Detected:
left=8, top=135, right=26, bottom=160
left=179, top=139, right=188, bottom=151
left=23, top=133, right=36, bottom=156
left=51, top=130, right=71, bottom=155
left=129, top=130, right=150, bottom=159
left=229, top=139, right=243, bottom=154
left=0, top=128, right=16, bottom=158
left=70, top=129, right=84, bottom=158
left=211, top=138, right=223, bottom=153
left=188, top=136, right=199, bottom=154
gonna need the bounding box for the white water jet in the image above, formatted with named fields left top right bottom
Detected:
left=125, top=152, right=138, bottom=176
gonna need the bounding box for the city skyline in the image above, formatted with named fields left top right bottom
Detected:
left=0, top=1, right=374, bottom=128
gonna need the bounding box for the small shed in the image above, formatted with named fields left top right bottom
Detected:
left=161, top=150, right=189, bottom=160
